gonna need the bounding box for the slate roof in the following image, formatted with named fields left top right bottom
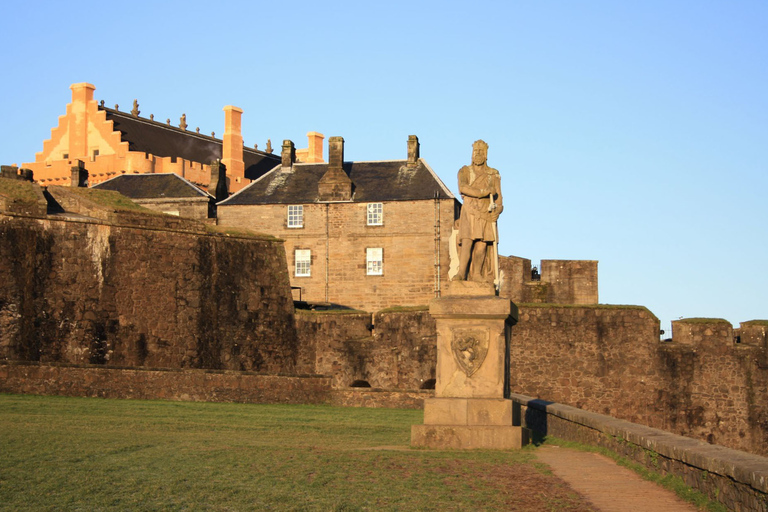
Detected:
left=219, top=160, right=455, bottom=206
left=102, top=108, right=280, bottom=180
left=92, top=173, right=212, bottom=199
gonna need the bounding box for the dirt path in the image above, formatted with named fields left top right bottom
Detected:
left=535, top=445, right=701, bottom=512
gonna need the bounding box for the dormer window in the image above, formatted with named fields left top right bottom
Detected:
left=367, top=203, right=383, bottom=226
left=287, top=205, right=303, bottom=228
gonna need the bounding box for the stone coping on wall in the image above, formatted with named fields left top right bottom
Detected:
left=510, top=393, right=768, bottom=495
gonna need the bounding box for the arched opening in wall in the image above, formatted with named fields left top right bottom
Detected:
left=350, top=380, right=371, bottom=388
left=421, top=379, right=436, bottom=390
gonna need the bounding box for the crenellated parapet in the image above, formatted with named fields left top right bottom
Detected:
left=499, top=255, right=598, bottom=304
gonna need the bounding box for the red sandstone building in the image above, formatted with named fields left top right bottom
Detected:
left=22, top=83, right=279, bottom=193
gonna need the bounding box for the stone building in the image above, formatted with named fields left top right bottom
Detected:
left=217, top=135, right=460, bottom=312
left=91, top=173, right=217, bottom=220
left=22, top=83, right=280, bottom=193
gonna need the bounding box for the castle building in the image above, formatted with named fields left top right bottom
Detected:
left=217, top=135, right=460, bottom=312
left=22, top=83, right=280, bottom=193
left=91, top=172, right=217, bottom=220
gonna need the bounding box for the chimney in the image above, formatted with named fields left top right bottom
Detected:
left=208, top=160, right=228, bottom=202
left=221, top=106, right=245, bottom=192
left=281, top=140, right=295, bottom=169
left=328, top=136, right=344, bottom=169
left=318, top=136, right=353, bottom=201
left=407, top=135, right=420, bottom=168
left=306, top=132, right=325, bottom=163
left=69, top=83, right=96, bottom=158
left=70, top=160, right=88, bottom=187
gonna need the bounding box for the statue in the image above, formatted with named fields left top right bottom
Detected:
left=453, top=140, right=503, bottom=286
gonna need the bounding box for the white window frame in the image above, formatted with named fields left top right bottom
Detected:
left=287, top=205, right=304, bottom=228
left=366, top=202, right=383, bottom=226
left=366, top=248, right=383, bottom=276
left=295, top=249, right=311, bottom=277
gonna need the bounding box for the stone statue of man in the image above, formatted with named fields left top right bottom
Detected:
left=454, top=140, right=503, bottom=284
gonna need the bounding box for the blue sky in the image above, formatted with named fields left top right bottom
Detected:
left=2, top=1, right=766, bottom=331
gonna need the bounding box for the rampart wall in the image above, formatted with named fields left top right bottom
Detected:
left=296, top=306, right=768, bottom=456
left=0, top=210, right=298, bottom=373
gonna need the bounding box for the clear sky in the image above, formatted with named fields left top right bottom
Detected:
left=2, top=1, right=766, bottom=331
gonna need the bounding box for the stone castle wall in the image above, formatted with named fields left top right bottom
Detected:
left=0, top=211, right=298, bottom=373
left=295, top=309, right=436, bottom=390
left=297, top=306, right=767, bottom=456
left=499, top=256, right=598, bottom=304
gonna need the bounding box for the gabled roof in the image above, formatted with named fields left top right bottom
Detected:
left=102, top=108, right=281, bottom=180
left=219, top=159, right=455, bottom=206
left=92, top=173, right=213, bottom=200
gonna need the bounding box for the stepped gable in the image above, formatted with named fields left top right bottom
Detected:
left=219, top=160, right=454, bottom=205
left=92, top=173, right=213, bottom=199
left=102, top=107, right=280, bottom=180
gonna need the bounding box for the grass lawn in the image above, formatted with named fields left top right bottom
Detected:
left=0, top=394, right=594, bottom=511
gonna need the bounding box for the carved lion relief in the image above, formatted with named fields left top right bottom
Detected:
left=450, top=328, right=490, bottom=377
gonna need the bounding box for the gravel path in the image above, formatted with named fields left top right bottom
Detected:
left=535, top=445, right=701, bottom=512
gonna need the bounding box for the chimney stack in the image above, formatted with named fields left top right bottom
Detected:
left=70, top=160, right=88, bottom=187
left=306, top=132, right=324, bottom=163
left=69, top=83, right=96, bottom=158
left=407, top=135, right=420, bottom=168
left=208, top=160, right=228, bottom=202
left=328, top=136, right=344, bottom=170
left=222, top=106, right=245, bottom=192
left=318, top=136, right=353, bottom=201
left=281, top=140, right=296, bottom=169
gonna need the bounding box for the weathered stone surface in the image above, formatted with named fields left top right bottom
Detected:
left=0, top=212, right=297, bottom=373
left=411, top=424, right=529, bottom=450
left=295, top=309, right=436, bottom=389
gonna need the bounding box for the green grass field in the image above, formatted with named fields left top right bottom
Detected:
left=0, top=394, right=594, bottom=511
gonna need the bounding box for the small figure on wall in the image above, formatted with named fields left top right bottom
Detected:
left=453, top=139, right=503, bottom=286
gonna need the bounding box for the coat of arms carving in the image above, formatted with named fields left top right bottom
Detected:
left=451, top=328, right=490, bottom=377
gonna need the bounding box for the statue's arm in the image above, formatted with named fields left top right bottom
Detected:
left=492, top=171, right=503, bottom=219
left=458, top=167, right=491, bottom=198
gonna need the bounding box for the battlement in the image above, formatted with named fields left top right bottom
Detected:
left=500, top=255, right=598, bottom=304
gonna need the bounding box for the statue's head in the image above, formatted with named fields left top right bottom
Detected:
left=472, top=140, right=488, bottom=166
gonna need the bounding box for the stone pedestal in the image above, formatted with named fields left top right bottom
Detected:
left=411, top=281, right=530, bottom=449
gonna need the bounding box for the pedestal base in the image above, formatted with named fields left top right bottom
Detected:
left=411, top=397, right=531, bottom=449
left=411, top=424, right=530, bottom=450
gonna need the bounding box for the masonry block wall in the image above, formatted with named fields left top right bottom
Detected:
left=218, top=199, right=457, bottom=312
left=499, top=257, right=598, bottom=304
left=299, top=307, right=767, bottom=456
left=295, top=309, right=436, bottom=389
left=0, top=213, right=298, bottom=373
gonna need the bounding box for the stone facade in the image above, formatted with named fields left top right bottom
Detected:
left=220, top=199, right=458, bottom=311
left=0, top=204, right=298, bottom=373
